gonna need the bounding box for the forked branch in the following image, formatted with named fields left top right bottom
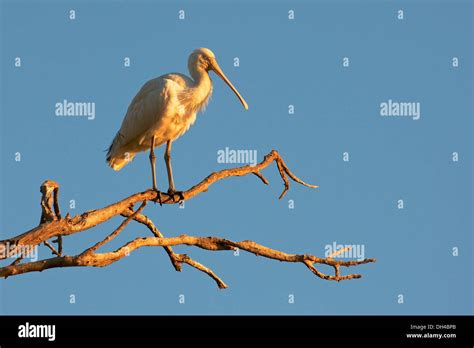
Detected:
left=0, top=150, right=375, bottom=288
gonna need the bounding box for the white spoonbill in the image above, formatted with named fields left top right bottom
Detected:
left=106, top=48, right=248, bottom=202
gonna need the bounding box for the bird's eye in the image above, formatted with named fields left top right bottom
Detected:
left=203, top=57, right=212, bottom=70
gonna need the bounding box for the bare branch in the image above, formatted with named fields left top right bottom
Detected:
left=252, top=171, right=269, bottom=185
left=43, top=240, right=61, bottom=257
left=9, top=256, right=23, bottom=267
left=53, top=236, right=63, bottom=256
left=120, top=208, right=231, bottom=286
left=39, top=180, right=60, bottom=224
left=175, top=253, right=228, bottom=289
left=0, top=150, right=317, bottom=260
left=0, top=150, right=375, bottom=289
left=121, top=208, right=183, bottom=272
left=0, top=234, right=375, bottom=287
left=83, top=201, right=147, bottom=254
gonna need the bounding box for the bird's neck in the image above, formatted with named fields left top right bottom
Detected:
left=189, top=67, right=213, bottom=108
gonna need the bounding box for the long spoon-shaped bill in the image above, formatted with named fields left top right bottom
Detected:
left=211, top=60, right=248, bottom=110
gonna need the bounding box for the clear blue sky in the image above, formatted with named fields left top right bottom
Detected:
left=0, top=0, right=472, bottom=315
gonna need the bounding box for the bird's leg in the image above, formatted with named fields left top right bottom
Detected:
left=164, top=140, right=184, bottom=202
left=149, top=136, right=158, bottom=191
left=149, top=136, right=162, bottom=205
left=164, top=140, right=175, bottom=192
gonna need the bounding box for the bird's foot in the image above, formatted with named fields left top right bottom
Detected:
left=151, top=189, right=163, bottom=206
left=167, top=188, right=185, bottom=203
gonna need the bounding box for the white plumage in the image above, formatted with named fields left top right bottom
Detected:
left=106, top=48, right=248, bottom=197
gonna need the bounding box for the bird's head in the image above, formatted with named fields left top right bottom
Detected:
left=189, top=48, right=248, bottom=110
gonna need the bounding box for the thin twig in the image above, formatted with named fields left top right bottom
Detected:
left=44, top=240, right=61, bottom=257
left=82, top=201, right=147, bottom=254
left=176, top=254, right=228, bottom=289
left=9, top=255, right=24, bottom=267
left=53, top=187, right=62, bottom=219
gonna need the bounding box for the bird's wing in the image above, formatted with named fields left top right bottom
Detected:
left=113, top=76, right=183, bottom=149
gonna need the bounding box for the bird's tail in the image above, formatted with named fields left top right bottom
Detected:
left=106, top=133, right=135, bottom=171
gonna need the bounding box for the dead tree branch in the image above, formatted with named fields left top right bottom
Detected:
left=120, top=207, right=183, bottom=272
left=0, top=150, right=375, bottom=288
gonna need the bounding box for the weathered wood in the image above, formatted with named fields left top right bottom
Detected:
left=0, top=150, right=375, bottom=288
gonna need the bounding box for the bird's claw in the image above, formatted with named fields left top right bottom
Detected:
left=167, top=189, right=185, bottom=203
left=152, top=189, right=163, bottom=206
